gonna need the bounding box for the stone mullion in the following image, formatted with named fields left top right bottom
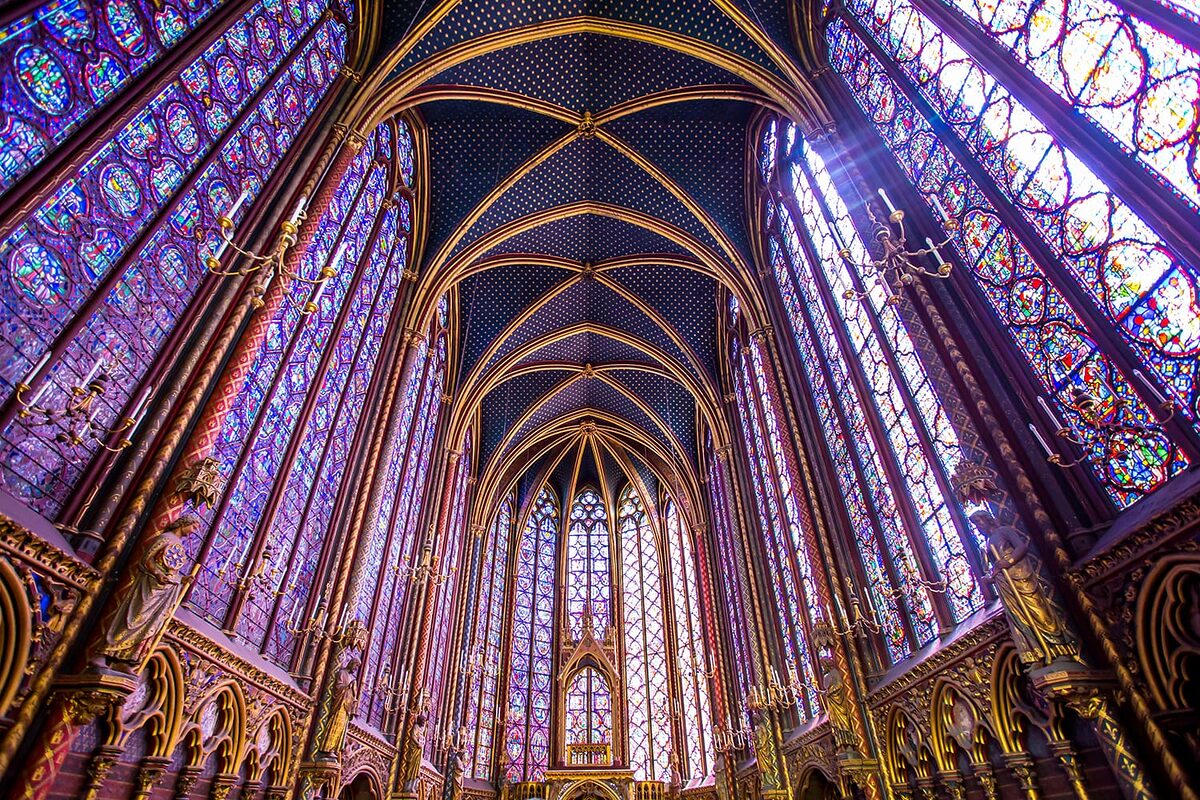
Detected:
left=0, top=123, right=358, bottom=798
left=745, top=332, right=824, bottom=720
left=753, top=320, right=887, bottom=800
left=385, top=362, right=447, bottom=738
left=342, top=329, right=428, bottom=706
left=0, top=9, right=340, bottom=444
left=736, top=361, right=809, bottom=695
left=269, top=203, right=408, bottom=671
left=0, top=0, right=260, bottom=228
left=374, top=342, right=438, bottom=729
left=809, top=127, right=995, bottom=592
left=438, top=470, right=480, bottom=766
left=718, top=370, right=791, bottom=798
left=762, top=216, right=920, bottom=656
left=394, top=445, right=461, bottom=768
left=191, top=149, right=375, bottom=613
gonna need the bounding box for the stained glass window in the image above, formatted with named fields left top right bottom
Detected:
left=426, top=433, right=473, bottom=758
left=185, top=124, right=389, bottom=639
left=619, top=485, right=671, bottom=782
left=826, top=0, right=1196, bottom=507
left=0, top=0, right=348, bottom=516
left=665, top=498, right=713, bottom=781
left=707, top=445, right=754, bottom=706
left=0, top=0, right=236, bottom=193
left=360, top=325, right=447, bottom=728
left=566, top=487, right=611, bottom=640
left=565, top=667, right=612, bottom=748
left=757, top=120, right=990, bottom=659
left=729, top=330, right=821, bottom=715
left=465, top=495, right=513, bottom=779
left=167, top=120, right=420, bottom=674
left=505, top=487, right=558, bottom=781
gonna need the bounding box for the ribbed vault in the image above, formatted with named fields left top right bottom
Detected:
left=348, top=0, right=830, bottom=513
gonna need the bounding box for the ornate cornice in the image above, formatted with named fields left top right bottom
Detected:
left=867, top=614, right=1006, bottom=707
left=1075, top=489, right=1200, bottom=584
left=165, top=619, right=310, bottom=708
left=0, top=516, right=97, bottom=589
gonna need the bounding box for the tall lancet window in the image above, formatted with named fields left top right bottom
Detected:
left=465, top=494, right=513, bottom=779
left=758, top=120, right=986, bottom=661
left=359, top=298, right=448, bottom=728
left=728, top=304, right=821, bottom=718
left=567, top=487, right=611, bottom=639
left=707, top=440, right=753, bottom=707
left=178, top=120, right=413, bottom=668
left=427, top=431, right=474, bottom=757
left=665, top=498, right=714, bottom=780
left=0, top=0, right=350, bottom=515
left=505, top=487, right=558, bottom=781
left=618, top=485, right=671, bottom=781
left=825, top=0, right=1198, bottom=506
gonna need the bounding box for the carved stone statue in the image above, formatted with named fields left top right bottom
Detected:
left=92, top=517, right=198, bottom=670
left=971, top=512, right=1077, bottom=666
left=316, top=656, right=360, bottom=756
left=819, top=654, right=855, bottom=749
left=400, top=708, right=428, bottom=793
left=443, top=730, right=467, bottom=800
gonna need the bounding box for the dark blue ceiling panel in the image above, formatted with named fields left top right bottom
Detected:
left=430, top=34, right=750, bottom=113
left=514, top=331, right=660, bottom=370
left=479, top=213, right=689, bottom=263
left=451, top=135, right=721, bottom=258
left=457, top=262, right=574, bottom=382
left=388, top=0, right=781, bottom=79
left=606, top=262, right=717, bottom=376
left=609, top=367, right=696, bottom=459
left=480, top=369, right=576, bottom=466
left=423, top=104, right=574, bottom=261
left=605, top=101, right=753, bottom=262
left=480, top=280, right=693, bottom=378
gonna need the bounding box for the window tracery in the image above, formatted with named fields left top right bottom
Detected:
left=825, top=0, right=1198, bottom=507
left=729, top=331, right=820, bottom=713
left=505, top=486, right=558, bottom=782
left=619, top=484, right=671, bottom=782
left=0, top=0, right=348, bottom=515
left=665, top=498, right=714, bottom=781
left=567, top=487, right=612, bottom=640
left=465, top=494, right=513, bottom=779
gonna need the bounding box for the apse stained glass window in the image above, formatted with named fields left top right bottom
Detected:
left=665, top=498, right=713, bottom=780
left=567, top=487, right=611, bottom=640
left=565, top=667, right=612, bottom=749
left=466, top=495, right=513, bottom=779
left=825, top=0, right=1195, bottom=507
left=619, top=485, right=671, bottom=782
left=0, top=0, right=348, bottom=516
left=729, top=335, right=819, bottom=717
left=505, top=487, right=558, bottom=781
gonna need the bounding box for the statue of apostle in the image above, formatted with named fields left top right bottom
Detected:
left=92, top=516, right=198, bottom=670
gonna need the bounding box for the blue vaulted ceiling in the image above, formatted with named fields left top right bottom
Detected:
left=371, top=0, right=802, bottom=492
